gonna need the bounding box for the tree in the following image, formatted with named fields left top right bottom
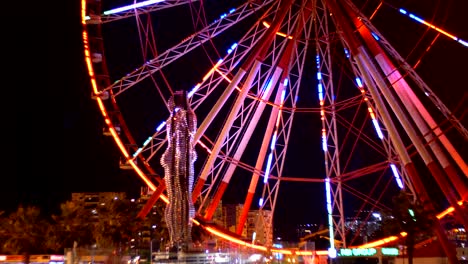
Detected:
left=382, top=191, right=435, bottom=264
left=93, top=198, right=141, bottom=249
left=54, top=198, right=141, bottom=250
left=143, top=199, right=169, bottom=251
left=0, top=196, right=170, bottom=257
left=191, top=223, right=210, bottom=248
left=52, top=201, right=95, bottom=249
left=1, top=206, right=58, bottom=257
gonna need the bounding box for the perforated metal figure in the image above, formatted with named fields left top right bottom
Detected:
left=161, top=90, right=197, bottom=253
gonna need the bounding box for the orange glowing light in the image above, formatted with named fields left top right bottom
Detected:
left=295, top=251, right=314, bottom=256
left=262, top=21, right=293, bottom=39
left=81, top=0, right=87, bottom=24
left=82, top=5, right=166, bottom=203
left=437, top=200, right=463, bottom=219
left=215, top=69, right=242, bottom=92
left=419, top=20, right=457, bottom=40
left=202, top=60, right=222, bottom=82
left=357, top=235, right=401, bottom=248
left=81, top=0, right=464, bottom=253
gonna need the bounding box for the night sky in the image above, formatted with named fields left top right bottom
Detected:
left=9, top=0, right=468, bottom=236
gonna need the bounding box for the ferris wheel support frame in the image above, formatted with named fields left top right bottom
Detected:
left=357, top=19, right=468, bottom=208
left=343, top=3, right=468, bottom=180
left=313, top=0, right=345, bottom=250
left=341, top=0, right=468, bottom=232
left=81, top=0, right=467, bottom=258
left=191, top=0, right=294, bottom=205
left=356, top=5, right=468, bottom=142
left=203, top=0, right=315, bottom=237
left=327, top=0, right=460, bottom=262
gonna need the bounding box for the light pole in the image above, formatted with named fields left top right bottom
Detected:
left=149, top=239, right=153, bottom=264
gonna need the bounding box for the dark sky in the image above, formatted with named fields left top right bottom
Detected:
left=9, top=0, right=468, bottom=231
left=9, top=0, right=130, bottom=215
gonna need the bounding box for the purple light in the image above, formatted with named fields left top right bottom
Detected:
left=355, top=77, right=363, bottom=88
left=344, top=48, right=350, bottom=58
left=390, top=163, right=404, bottom=189
left=318, top=84, right=324, bottom=101
left=322, top=134, right=327, bottom=152
left=156, top=121, right=166, bottom=131
left=262, top=79, right=274, bottom=99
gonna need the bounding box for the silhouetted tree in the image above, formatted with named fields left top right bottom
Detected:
left=92, top=198, right=140, bottom=248
left=382, top=191, right=435, bottom=264
left=0, top=206, right=58, bottom=258
left=0, top=197, right=170, bottom=257
left=141, top=200, right=169, bottom=251
left=52, top=201, right=95, bottom=249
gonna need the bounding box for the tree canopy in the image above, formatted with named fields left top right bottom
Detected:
left=0, top=198, right=169, bottom=255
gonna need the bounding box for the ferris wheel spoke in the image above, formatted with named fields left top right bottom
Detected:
left=201, top=67, right=284, bottom=221
left=348, top=1, right=468, bottom=141
left=188, top=15, right=274, bottom=109
left=102, top=0, right=275, bottom=98
left=132, top=5, right=275, bottom=189
left=343, top=2, right=468, bottom=223
left=133, top=132, right=167, bottom=162
left=96, top=0, right=200, bottom=24
left=340, top=38, right=411, bottom=193
left=254, top=5, right=314, bottom=240
left=196, top=0, right=310, bottom=222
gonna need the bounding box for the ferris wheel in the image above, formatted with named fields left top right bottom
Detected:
left=80, top=0, right=468, bottom=259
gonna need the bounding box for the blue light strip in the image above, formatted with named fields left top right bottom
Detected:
left=372, top=119, right=384, bottom=139
left=325, top=178, right=337, bottom=258
left=390, top=163, right=404, bottom=189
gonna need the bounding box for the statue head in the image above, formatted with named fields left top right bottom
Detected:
left=168, top=90, right=188, bottom=113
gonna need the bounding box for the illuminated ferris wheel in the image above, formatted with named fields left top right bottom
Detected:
left=81, top=0, right=468, bottom=260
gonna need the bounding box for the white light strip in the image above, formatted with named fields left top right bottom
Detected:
left=103, top=0, right=165, bottom=15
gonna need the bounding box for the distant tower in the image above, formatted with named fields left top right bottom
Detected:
left=161, top=90, right=197, bottom=252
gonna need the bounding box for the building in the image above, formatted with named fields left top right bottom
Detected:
left=245, top=209, right=273, bottom=245
left=297, top=223, right=321, bottom=239
left=223, top=204, right=246, bottom=236
left=71, top=192, right=126, bottom=210
left=211, top=200, right=224, bottom=228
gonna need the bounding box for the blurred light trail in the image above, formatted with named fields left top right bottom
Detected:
left=399, top=8, right=468, bottom=47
